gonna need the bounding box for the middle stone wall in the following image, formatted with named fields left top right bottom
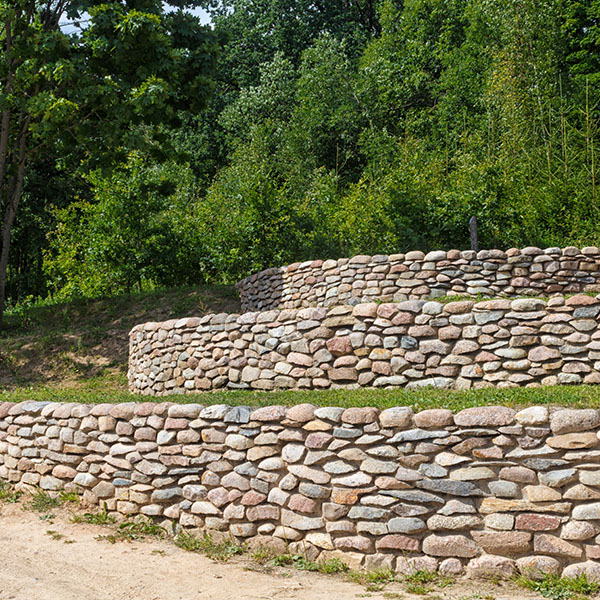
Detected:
left=129, top=295, right=600, bottom=395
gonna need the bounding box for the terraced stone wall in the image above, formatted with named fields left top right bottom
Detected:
left=236, top=246, right=600, bottom=312
left=5, top=401, right=600, bottom=581
left=128, top=294, right=600, bottom=395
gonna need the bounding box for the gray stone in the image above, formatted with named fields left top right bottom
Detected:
left=539, top=469, right=578, bottom=488
left=390, top=429, right=450, bottom=442
left=416, top=479, right=486, bottom=497
left=550, top=409, right=600, bottom=434
left=224, top=406, right=251, bottom=424
left=489, top=481, right=521, bottom=498
left=573, top=503, right=600, bottom=520
left=281, top=510, right=324, bottom=531
left=388, top=518, right=426, bottom=534
left=348, top=506, right=389, bottom=520
left=427, top=515, right=482, bottom=530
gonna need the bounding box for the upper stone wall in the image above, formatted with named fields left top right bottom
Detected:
left=236, top=246, right=600, bottom=312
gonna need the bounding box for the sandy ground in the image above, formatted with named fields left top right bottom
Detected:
left=0, top=503, right=541, bottom=600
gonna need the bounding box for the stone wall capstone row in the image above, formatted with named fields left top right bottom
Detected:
left=5, top=401, right=600, bottom=580
left=128, top=294, right=600, bottom=395
left=236, top=247, right=600, bottom=312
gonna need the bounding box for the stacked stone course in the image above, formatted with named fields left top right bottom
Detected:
left=237, top=247, right=600, bottom=312
left=129, top=294, right=600, bottom=394
left=5, top=401, right=600, bottom=580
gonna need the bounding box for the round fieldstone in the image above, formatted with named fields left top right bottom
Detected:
left=550, top=409, right=600, bottom=434
left=454, top=406, right=516, bottom=427
left=414, top=409, right=454, bottom=428
left=467, top=554, right=515, bottom=579
left=562, top=561, right=600, bottom=582
left=286, top=404, right=315, bottom=422
left=341, top=407, right=379, bottom=424
left=379, top=407, right=413, bottom=428
left=516, top=556, right=561, bottom=579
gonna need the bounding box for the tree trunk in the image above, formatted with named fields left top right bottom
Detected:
left=0, top=119, right=28, bottom=332
left=0, top=204, right=15, bottom=330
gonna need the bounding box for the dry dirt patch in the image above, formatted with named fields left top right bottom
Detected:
left=0, top=503, right=543, bottom=600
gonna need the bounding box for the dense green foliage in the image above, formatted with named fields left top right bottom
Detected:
left=0, top=0, right=220, bottom=320
left=8, top=0, right=600, bottom=303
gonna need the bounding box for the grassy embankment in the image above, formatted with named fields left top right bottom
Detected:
left=3, top=286, right=600, bottom=410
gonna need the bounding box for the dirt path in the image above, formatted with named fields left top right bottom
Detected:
left=0, top=503, right=540, bottom=600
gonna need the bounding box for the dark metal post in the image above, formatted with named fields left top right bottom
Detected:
left=469, top=216, right=478, bottom=252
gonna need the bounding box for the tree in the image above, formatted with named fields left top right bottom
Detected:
left=563, top=0, right=600, bottom=84
left=205, top=0, right=382, bottom=89
left=45, top=153, right=207, bottom=297
left=0, top=0, right=221, bottom=328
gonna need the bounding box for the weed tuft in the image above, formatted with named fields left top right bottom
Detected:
left=317, top=558, right=349, bottom=574
left=0, top=481, right=21, bottom=503
left=45, top=529, right=64, bottom=541
left=515, top=573, right=600, bottom=600
left=27, top=490, right=62, bottom=513
left=174, top=532, right=245, bottom=561
left=348, top=568, right=397, bottom=591
left=72, top=503, right=115, bottom=525
left=401, top=569, right=453, bottom=594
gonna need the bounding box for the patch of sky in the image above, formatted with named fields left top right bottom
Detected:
left=59, top=3, right=211, bottom=34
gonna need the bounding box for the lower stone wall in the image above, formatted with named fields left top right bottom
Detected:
left=129, top=294, right=600, bottom=394
left=4, top=401, right=600, bottom=580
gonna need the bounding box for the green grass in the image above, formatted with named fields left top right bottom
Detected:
left=71, top=503, right=116, bottom=526
left=346, top=569, right=454, bottom=594
left=96, top=516, right=167, bottom=543
left=266, top=553, right=349, bottom=574
left=4, top=284, right=600, bottom=411
left=347, top=568, right=397, bottom=591
left=7, top=380, right=600, bottom=411
left=402, top=570, right=453, bottom=595
left=515, top=573, right=600, bottom=600
left=0, top=284, right=239, bottom=391
left=317, top=557, right=349, bottom=574
left=26, top=490, right=78, bottom=513
left=173, top=532, right=245, bottom=561
left=0, top=480, right=21, bottom=503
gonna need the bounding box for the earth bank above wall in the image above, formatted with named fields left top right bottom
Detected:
left=128, top=294, right=600, bottom=395
left=4, top=401, right=600, bottom=581
left=236, top=246, right=600, bottom=312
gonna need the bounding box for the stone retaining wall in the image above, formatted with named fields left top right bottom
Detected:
left=5, top=401, right=600, bottom=580
left=128, top=294, right=600, bottom=395
left=236, top=247, right=600, bottom=312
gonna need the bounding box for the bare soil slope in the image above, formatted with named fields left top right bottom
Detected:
left=0, top=285, right=239, bottom=391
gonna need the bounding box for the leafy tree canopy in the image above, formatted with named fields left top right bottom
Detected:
left=0, top=0, right=222, bottom=327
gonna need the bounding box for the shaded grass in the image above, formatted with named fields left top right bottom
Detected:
left=6, top=379, right=600, bottom=411
left=0, top=284, right=239, bottom=390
